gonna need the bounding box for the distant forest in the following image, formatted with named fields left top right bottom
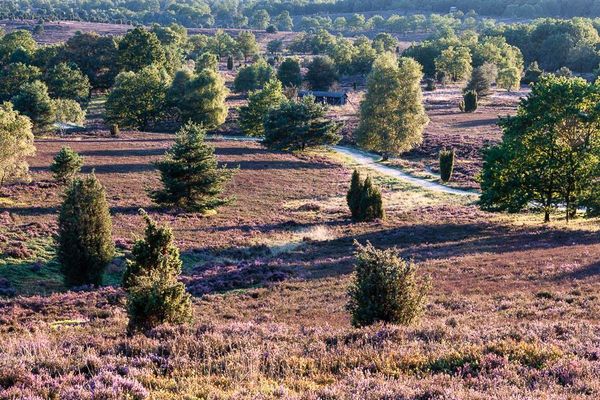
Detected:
left=5, top=0, right=600, bottom=29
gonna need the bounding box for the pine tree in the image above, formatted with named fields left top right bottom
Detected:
left=58, top=174, right=114, bottom=287
left=151, top=122, right=235, bottom=212
left=11, top=80, right=55, bottom=133
left=357, top=54, right=429, bottom=159
left=50, top=146, right=84, bottom=184
left=277, top=58, right=302, bottom=88
left=263, top=96, right=342, bottom=151
left=239, top=78, right=285, bottom=137
left=227, top=55, right=234, bottom=70
left=346, top=170, right=363, bottom=219
left=124, top=210, right=193, bottom=333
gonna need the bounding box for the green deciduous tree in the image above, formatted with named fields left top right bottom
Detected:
left=263, top=96, right=342, bottom=151
left=0, top=103, right=35, bottom=187
left=0, top=62, right=41, bottom=101
left=480, top=75, right=600, bottom=222
left=435, top=46, right=472, bottom=82
left=168, top=68, right=228, bottom=128
left=151, top=122, right=235, bottom=212
left=11, top=80, right=56, bottom=133
left=53, top=98, right=86, bottom=132
left=347, top=241, right=430, bottom=327
left=356, top=54, right=429, bottom=158
left=239, top=78, right=285, bottom=137
left=61, top=32, right=119, bottom=89
left=58, top=174, right=114, bottom=287
left=44, top=62, right=91, bottom=104
left=50, top=146, right=83, bottom=184
left=274, top=11, right=293, bottom=31
left=124, top=210, right=193, bottom=333
left=105, top=66, right=170, bottom=130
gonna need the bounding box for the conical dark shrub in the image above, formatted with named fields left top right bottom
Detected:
left=347, top=241, right=430, bottom=327
left=346, top=170, right=363, bottom=219
left=50, top=146, right=83, bottom=184
left=439, top=148, right=455, bottom=182
left=459, top=90, right=478, bottom=113
left=151, top=122, right=235, bottom=212
left=358, top=177, right=384, bottom=221
left=227, top=55, right=234, bottom=70
left=124, top=210, right=193, bottom=333
left=58, top=174, right=114, bottom=287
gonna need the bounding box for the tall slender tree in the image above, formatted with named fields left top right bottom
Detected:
left=356, top=54, right=429, bottom=159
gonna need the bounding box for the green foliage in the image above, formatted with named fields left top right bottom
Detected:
left=168, top=68, right=228, bottom=129
left=227, top=55, right=234, bottom=70
left=459, top=90, right=478, bottom=113
left=0, top=103, right=35, bottom=187
left=480, top=75, right=600, bottom=222
left=305, top=56, right=338, bottom=91
left=11, top=80, right=56, bottom=132
left=357, top=176, right=385, bottom=222
left=439, top=148, right=455, bottom=182
left=239, top=78, right=285, bottom=137
left=44, top=63, right=91, bottom=104
left=151, top=122, right=235, bottom=212
left=267, top=39, right=283, bottom=54
left=522, top=61, right=543, bottom=84
left=465, top=64, right=495, bottom=97
left=263, top=96, right=342, bottom=151
left=53, top=98, right=85, bottom=129
left=277, top=58, right=302, bottom=88
left=425, top=78, right=437, bottom=91
left=347, top=241, right=430, bottom=327
left=58, top=174, right=114, bottom=287
left=105, top=66, right=170, bottom=130
left=50, top=146, right=83, bottom=184
left=61, top=32, right=119, bottom=90
left=0, top=30, right=37, bottom=66
left=357, top=54, right=428, bottom=157
left=117, top=27, right=166, bottom=72
left=124, top=210, right=193, bottom=334
left=195, top=52, right=218, bottom=73
left=233, top=59, right=275, bottom=93
left=236, top=31, right=259, bottom=62
left=346, top=170, right=363, bottom=219
left=346, top=171, right=384, bottom=221
left=274, top=11, right=293, bottom=31
left=0, top=62, right=41, bottom=101
left=435, top=46, right=472, bottom=82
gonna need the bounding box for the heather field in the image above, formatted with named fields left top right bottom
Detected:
left=0, top=16, right=598, bottom=398
left=1, top=129, right=599, bottom=398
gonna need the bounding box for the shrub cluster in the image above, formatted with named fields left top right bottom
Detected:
left=346, top=170, right=384, bottom=221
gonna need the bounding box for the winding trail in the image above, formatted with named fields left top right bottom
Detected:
left=211, top=135, right=480, bottom=198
